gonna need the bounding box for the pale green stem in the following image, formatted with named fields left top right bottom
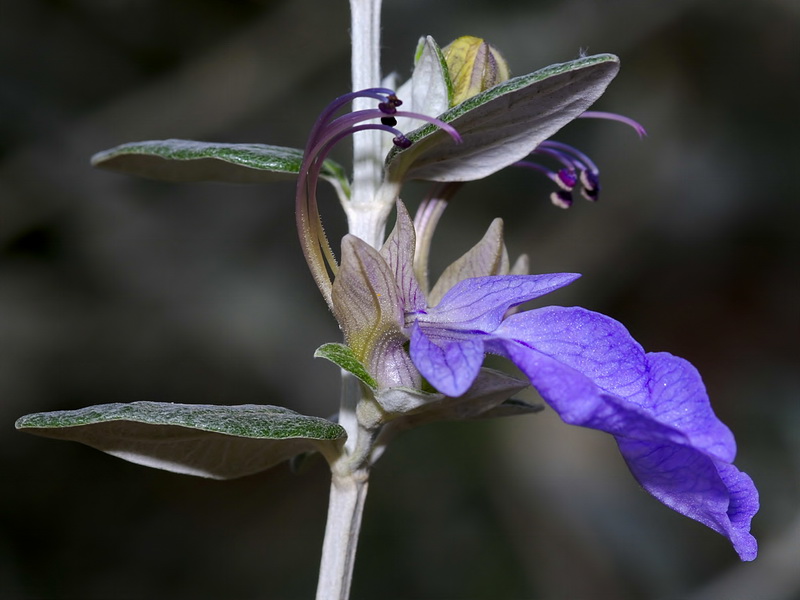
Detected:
left=346, top=0, right=400, bottom=248
left=343, top=181, right=399, bottom=248
left=349, top=0, right=382, bottom=210
left=315, top=471, right=369, bottom=600
left=315, top=3, right=386, bottom=599
left=316, top=371, right=378, bottom=600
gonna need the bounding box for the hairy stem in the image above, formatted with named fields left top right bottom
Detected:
left=349, top=0, right=382, bottom=208
left=314, top=4, right=383, bottom=599
left=315, top=471, right=370, bottom=600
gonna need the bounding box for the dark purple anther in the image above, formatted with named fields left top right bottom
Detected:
left=579, top=170, right=600, bottom=201
left=378, top=94, right=403, bottom=116
left=393, top=135, right=413, bottom=149
left=381, top=116, right=398, bottom=127
left=556, top=168, right=578, bottom=190
left=550, top=190, right=573, bottom=209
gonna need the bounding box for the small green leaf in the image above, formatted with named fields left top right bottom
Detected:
left=385, top=54, right=620, bottom=183
left=91, top=139, right=347, bottom=187
left=314, top=343, right=377, bottom=390
left=16, top=402, right=346, bottom=480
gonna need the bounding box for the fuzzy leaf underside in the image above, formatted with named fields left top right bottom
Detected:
left=385, top=53, right=620, bottom=182
left=91, top=139, right=346, bottom=185
left=16, top=402, right=346, bottom=480
left=314, top=343, right=378, bottom=390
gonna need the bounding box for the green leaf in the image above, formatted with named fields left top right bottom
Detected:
left=16, top=402, right=346, bottom=480
left=314, top=343, right=377, bottom=390
left=91, top=139, right=348, bottom=187
left=385, top=53, right=620, bottom=182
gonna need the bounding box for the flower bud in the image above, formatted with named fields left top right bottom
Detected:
left=442, top=36, right=511, bottom=106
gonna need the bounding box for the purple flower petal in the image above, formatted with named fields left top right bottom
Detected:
left=487, top=306, right=758, bottom=558
left=410, top=322, right=485, bottom=397
left=493, top=306, right=649, bottom=404
left=618, top=437, right=758, bottom=561
left=494, top=340, right=684, bottom=444
left=423, top=273, right=579, bottom=333
left=495, top=308, right=737, bottom=460
left=644, top=352, right=736, bottom=461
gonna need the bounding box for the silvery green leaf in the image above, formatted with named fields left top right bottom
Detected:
left=91, top=139, right=347, bottom=187
left=314, top=343, right=377, bottom=390
left=385, top=53, right=620, bottom=182
left=398, top=36, right=452, bottom=123
left=386, top=36, right=452, bottom=158
left=16, top=402, right=346, bottom=480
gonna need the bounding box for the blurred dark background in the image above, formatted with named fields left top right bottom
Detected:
left=2, top=0, right=798, bottom=598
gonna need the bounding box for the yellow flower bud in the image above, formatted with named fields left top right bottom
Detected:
left=442, top=36, right=511, bottom=106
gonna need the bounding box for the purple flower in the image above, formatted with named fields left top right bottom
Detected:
left=414, top=295, right=759, bottom=560
left=337, top=200, right=758, bottom=561
left=293, top=44, right=758, bottom=560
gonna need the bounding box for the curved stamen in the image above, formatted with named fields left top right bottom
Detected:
left=530, top=145, right=586, bottom=174
left=579, top=111, right=647, bottom=139
left=510, top=112, right=645, bottom=209
left=537, top=141, right=601, bottom=201
left=307, top=88, right=397, bottom=150
left=512, top=160, right=576, bottom=209
left=537, top=140, right=599, bottom=175
left=308, top=108, right=460, bottom=163
left=511, top=139, right=604, bottom=208
left=513, top=161, right=576, bottom=191
left=297, top=89, right=462, bottom=308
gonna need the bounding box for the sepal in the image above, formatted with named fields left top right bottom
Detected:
left=379, top=201, right=426, bottom=312
left=428, top=217, right=506, bottom=306
left=373, top=368, right=535, bottom=452
left=375, top=367, right=529, bottom=420
left=393, top=36, right=452, bottom=137
left=15, top=402, right=346, bottom=480
left=331, top=235, right=419, bottom=389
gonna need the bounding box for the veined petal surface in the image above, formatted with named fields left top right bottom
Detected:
left=487, top=306, right=758, bottom=559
